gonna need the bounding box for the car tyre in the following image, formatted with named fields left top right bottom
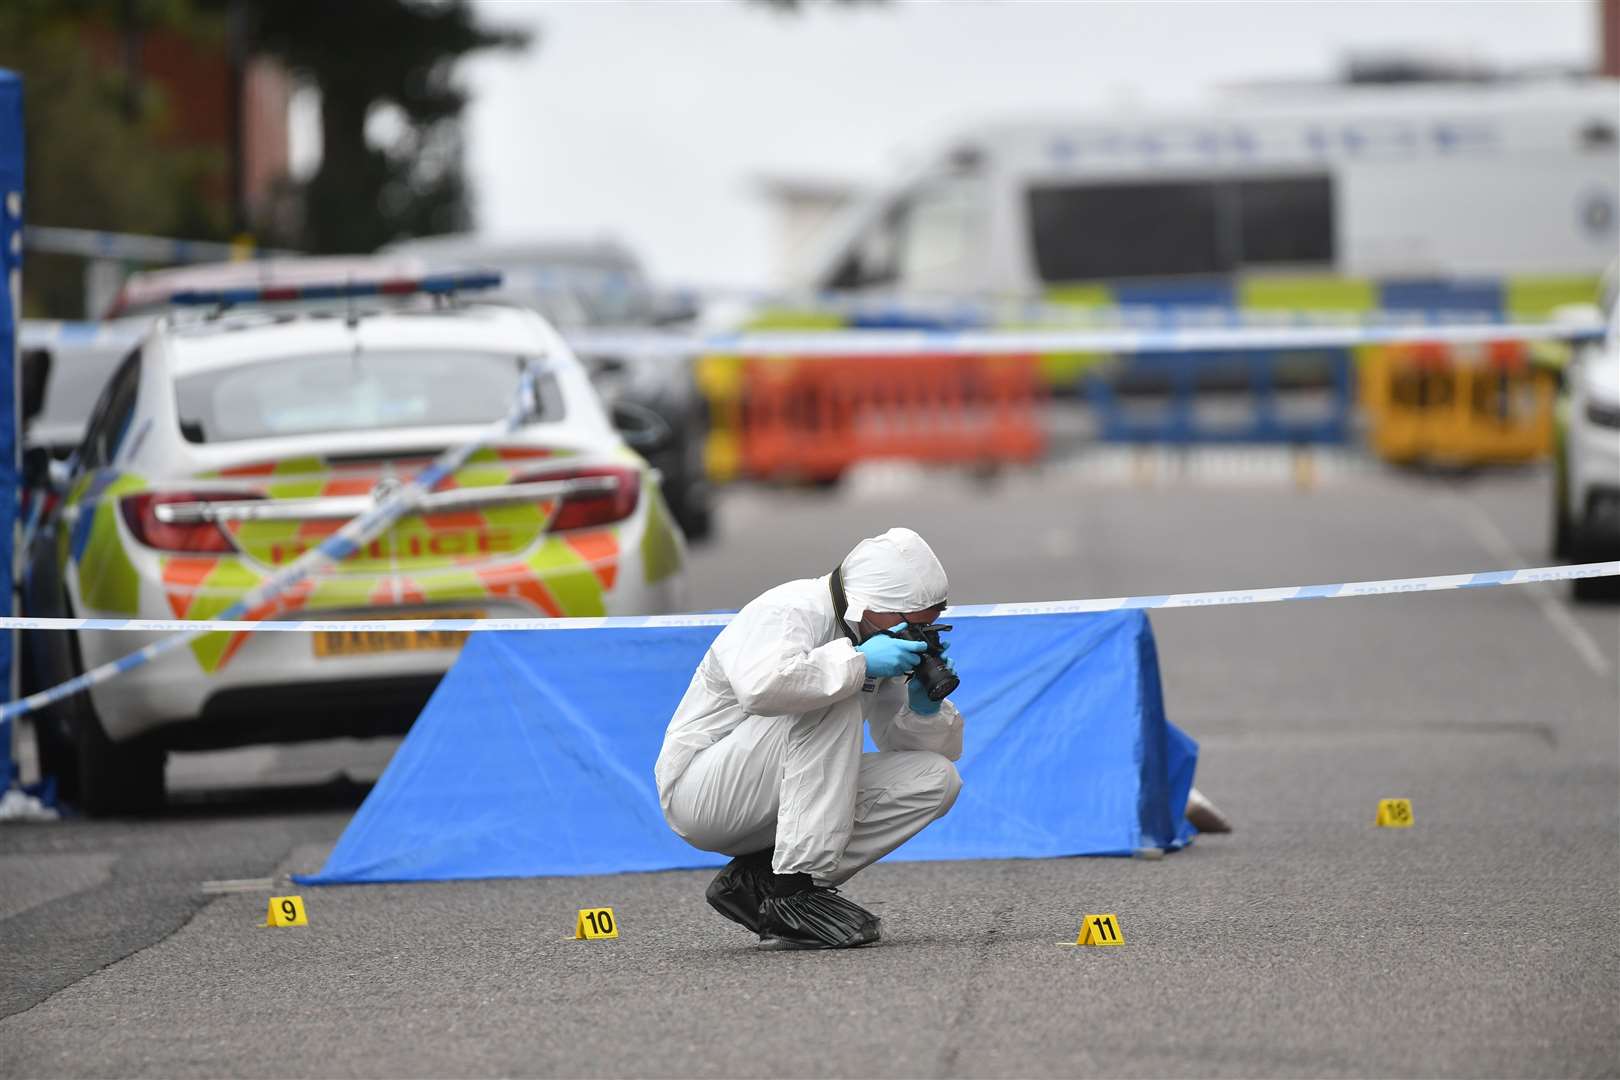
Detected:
left=1570, top=532, right=1620, bottom=602
left=1551, top=450, right=1573, bottom=560
left=662, top=414, right=714, bottom=543
left=22, top=631, right=80, bottom=804
left=62, top=629, right=166, bottom=817
left=1572, top=570, right=1620, bottom=602
left=671, top=479, right=714, bottom=542
left=74, top=703, right=166, bottom=818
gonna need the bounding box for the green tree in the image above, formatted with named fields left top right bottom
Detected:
left=0, top=0, right=226, bottom=315
left=241, top=0, right=528, bottom=254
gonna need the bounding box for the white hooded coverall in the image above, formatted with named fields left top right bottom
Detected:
left=656, top=528, right=964, bottom=884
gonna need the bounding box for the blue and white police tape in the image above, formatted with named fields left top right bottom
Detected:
left=568, top=317, right=1603, bottom=359
left=0, top=366, right=543, bottom=725
left=21, top=311, right=1603, bottom=365
left=21, top=225, right=296, bottom=265
left=2, top=559, right=1614, bottom=725
left=662, top=288, right=1579, bottom=332
left=19, top=319, right=146, bottom=351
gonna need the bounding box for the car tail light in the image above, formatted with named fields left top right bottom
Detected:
left=120, top=492, right=264, bottom=553
left=523, top=466, right=640, bottom=532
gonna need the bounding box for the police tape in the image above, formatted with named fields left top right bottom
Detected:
left=569, top=318, right=1603, bottom=358
left=0, top=367, right=543, bottom=724
left=5, top=556, right=1614, bottom=722
left=21, top=225, right=297, bottom=265
left=20, top=311, right=1603, bottom=361
left=18, top=319, right=146, bottom=350
left=2, top=558, right=1614, bottom=639
left=662, top=287, right=1592, bottom=333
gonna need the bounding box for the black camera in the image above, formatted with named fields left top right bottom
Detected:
left=888, top=622, right=958, bottom=702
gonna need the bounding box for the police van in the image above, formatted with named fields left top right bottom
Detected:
left=798, top=80, right=1619, bottom=316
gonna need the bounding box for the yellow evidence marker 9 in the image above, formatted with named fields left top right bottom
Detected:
left=263, top=896, right=308, bottom=927
left=1375, top=799, right=1414, bottom=828
left=573, top=907, right=619, bottom=940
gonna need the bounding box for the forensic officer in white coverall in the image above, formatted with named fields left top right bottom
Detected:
left=655, top=527, right=963, bottom=950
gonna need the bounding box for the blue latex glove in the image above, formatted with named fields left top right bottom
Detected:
left=856, top=634, right=927, bottom=678
left=907, top=656, right=955, bottom=714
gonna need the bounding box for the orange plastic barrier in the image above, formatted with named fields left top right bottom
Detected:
left=1362, top=340, right=1556, bottom=466
left=738, top=354, right=1045, bottom=482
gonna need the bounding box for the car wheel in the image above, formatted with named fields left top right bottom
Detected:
left=661, top=430, right=714, bottom=542
left=1572, top=570, right=1620, bottom=602
left=1571, top=574, right=1620, bottom=601
left=62, top=629, right=166, bottom=817
left=74, top=703, right=166, bottom=818
left=1570, top=532, right=1620, bottom=602
left=672, top=480, right=714, bottom=542
left=1551, top=452, right=1573, bottom=559
left=1552, top=505, right=1574, bottom=561
left=22, top=631, right=80, bottom=804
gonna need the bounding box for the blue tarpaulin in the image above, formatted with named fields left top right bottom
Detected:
left=299, top=610, right=1197, bottom=884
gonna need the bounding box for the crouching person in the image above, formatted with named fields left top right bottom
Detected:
left=655, top=527, right=964, bottom=951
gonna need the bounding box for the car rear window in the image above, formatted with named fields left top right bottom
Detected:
left=175, top=351, right=562, bottom=443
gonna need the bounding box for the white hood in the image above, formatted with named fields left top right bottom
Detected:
left=840, top=527, right=949, bottom=619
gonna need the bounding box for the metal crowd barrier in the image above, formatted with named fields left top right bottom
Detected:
left=735, top=354, right=1045, bottom=483
left=1084, top=348, right=1355, bottom=445
left=1361, top=340, right=1558, bottom=466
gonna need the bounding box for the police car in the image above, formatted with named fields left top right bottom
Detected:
left=1552, top=282, right=1620, bottom=600
left=21, top=275, right=690, bottom=814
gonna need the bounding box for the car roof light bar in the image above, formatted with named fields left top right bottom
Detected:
left=168, top=271, right=504, bottom=307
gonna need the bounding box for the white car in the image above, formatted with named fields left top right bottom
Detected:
left=1553, top=295, right=1620, bottom=600
left=21, top=277, right=689, bottom=814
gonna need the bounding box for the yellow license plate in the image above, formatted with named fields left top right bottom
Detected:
left=311, top=611, right=484, bottom=658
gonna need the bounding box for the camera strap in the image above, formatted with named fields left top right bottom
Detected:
left=827, top=566, right=860, bottom=646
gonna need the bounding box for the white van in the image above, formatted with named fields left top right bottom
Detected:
left=799, top=81, right=1620, bottom=312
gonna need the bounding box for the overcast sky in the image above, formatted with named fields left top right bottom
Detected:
left=461, top=0, right=1596, bottom=289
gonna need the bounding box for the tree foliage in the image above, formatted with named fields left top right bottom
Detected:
left=241, top=0, right=529, bottom=254
left=3, top=0, right=877, bottom=312
left=0, top=0, right=226, bottom=315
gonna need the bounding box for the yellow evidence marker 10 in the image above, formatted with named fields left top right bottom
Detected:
left=263, top=896, right=308, bottom=927
left=1375, top=798, right=1414, bottom=828
left=573, top=907, right=619, bottom=940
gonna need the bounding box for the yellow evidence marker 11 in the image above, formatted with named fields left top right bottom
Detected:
left=573, top=908, right=619, bottom=940
left=1075, top=913, right=1124, bottom=946
left=263, top=896, right=308, bottom=927
left=1375, top=798, right=1414, bottom=828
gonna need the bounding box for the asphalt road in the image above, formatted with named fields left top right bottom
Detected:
left=2, top=456, right=1616, bottom=1078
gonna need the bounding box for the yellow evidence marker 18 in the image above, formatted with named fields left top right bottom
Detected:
left=263, top=896, right=308, bottom=927
left=1375, top=798, right=1414, bottom=828
left=573, top=907, right=619, bottom=940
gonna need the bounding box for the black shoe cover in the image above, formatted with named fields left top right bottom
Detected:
left=757, top=886, right=882, bottom=951
left=705, top=851, right=774, bottom=933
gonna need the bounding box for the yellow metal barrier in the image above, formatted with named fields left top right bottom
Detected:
left=1362, top=341, right=1557, bottom=466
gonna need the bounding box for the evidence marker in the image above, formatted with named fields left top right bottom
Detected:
left=262, top=895, right=308, bottom=928
left=1375, top=798, right=1414, bottom=828
left=572, top=907, right=619, bottom=940
left=1058, top=913, right=1124, bottom=947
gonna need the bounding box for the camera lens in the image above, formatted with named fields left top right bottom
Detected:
left=914, top=655, right=959, bottom=701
